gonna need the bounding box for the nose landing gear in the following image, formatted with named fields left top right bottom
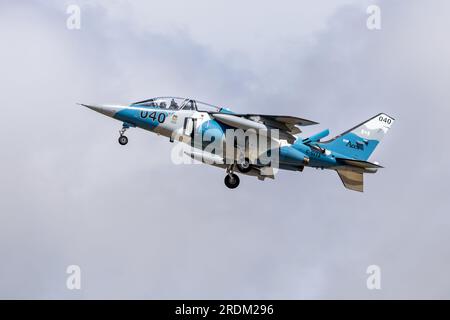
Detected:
left=118, top=124, right=129, bottom=145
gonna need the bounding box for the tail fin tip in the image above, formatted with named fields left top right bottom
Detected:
left=320, top=113, right=395, bottom=161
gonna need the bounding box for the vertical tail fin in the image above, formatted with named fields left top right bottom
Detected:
left=319, top=113, right=395, bottom=161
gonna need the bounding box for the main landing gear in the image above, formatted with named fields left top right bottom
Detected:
left=118, top=124, right=129, bottom=145
left=224, top=157, right=252, bottom=188
left=236, top=157, right=251, bottom=173
left=224, top=165, right=240, bottom=189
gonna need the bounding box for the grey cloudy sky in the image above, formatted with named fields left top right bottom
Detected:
left=1, top=0, right=450, bottom=299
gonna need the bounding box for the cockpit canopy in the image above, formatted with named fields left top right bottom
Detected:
left=131, top=97, right=221, bottom=112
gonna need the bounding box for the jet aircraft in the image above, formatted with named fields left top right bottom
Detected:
left=81, top=97, right=394, bottom=191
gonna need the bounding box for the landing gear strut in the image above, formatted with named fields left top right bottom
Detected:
left=224, top=165, right=240, bottom=189
left=118, top=124, right=129, bottom=145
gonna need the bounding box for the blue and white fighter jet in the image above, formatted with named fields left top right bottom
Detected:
left=81, top=97, right=394, bottom=191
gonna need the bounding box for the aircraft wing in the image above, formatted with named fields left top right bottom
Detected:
left=244, top=114, right=317, bottom=126
left=210, top=113, right=318, bottom=142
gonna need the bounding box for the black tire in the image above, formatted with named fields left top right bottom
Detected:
left=237, top=158, right=252, bottom=173
left=118, top=135, right=128, bottom=145
left=224, top=173, right=240, bottom=189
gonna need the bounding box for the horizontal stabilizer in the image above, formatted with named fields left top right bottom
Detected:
left=336, top=158, right=383, bottom=169
left=336, top=169, right=364, bottom=192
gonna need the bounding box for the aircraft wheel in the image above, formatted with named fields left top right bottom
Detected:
left=224, top=173, right=240, bottom=189
left=118, top=135, right=128, bottom=145
left=237, top=158, right=252, bottom=173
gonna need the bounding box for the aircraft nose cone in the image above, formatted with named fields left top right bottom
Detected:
left=79, top=103, right=121, bottom=117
